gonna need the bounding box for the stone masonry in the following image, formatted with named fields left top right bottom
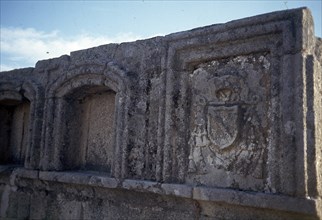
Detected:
left=0, top=7, right=322, bottom=219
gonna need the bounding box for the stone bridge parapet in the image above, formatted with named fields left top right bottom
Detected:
left=1, top=7, right=322, bottom=219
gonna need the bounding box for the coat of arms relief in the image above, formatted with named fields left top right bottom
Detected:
left=187, top=55, right=271, bottom=189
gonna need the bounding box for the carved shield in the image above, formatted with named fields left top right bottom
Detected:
left=207, top=105, right=239, bottom=150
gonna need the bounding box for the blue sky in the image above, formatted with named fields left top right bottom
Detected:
left=1, top=1, right=321, bottom=71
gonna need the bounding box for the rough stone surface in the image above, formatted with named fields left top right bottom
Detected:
left=0, top=7, right=322, bottom=219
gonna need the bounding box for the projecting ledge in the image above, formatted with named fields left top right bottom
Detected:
left=9, top=168, right=319, bottom=216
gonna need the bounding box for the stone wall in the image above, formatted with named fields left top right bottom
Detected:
left=1, top=7, right=321, bottom=219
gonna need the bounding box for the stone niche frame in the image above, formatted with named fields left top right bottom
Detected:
left=41, top=63, right=129, bottom=178
left=0, top=80, right=43, bottom=169
left=162, top=8, right=317, bottom=199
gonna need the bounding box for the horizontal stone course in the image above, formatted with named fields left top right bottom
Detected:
left=1, top=167, right=317, bottom=217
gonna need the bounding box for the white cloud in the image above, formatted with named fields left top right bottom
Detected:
left=0, top=27, right=144, bottom=71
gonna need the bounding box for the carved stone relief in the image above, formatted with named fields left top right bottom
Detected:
left=187, top=54, right=271, bottom=191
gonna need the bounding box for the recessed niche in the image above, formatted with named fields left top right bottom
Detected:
left=0, top=100, right=30, bottom=165
left=61, top=86, right=116, bottom=173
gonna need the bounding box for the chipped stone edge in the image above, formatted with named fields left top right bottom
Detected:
left=5, top=167, right=317, bottom=216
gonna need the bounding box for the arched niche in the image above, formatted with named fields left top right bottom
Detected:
left=0, top=81, right=40, bottom=167
left=44, top=63, right=129, bottom=176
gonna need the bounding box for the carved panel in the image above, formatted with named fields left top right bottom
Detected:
left=186, top=54, right=271, bottom=191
